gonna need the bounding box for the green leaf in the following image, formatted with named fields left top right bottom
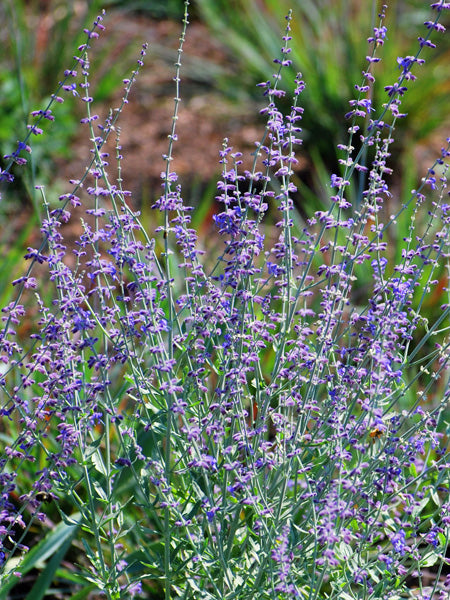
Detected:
left=91, top=449, right=108, bottom=477
left=25, top=529, right=76, bottom=600
left=92, top=479, right=108, bottom=501
left=420, top=550, right=440, bottom=568
left=430, top=488, right=441, bottom=507
left=0, top=514, right=80, bottom=600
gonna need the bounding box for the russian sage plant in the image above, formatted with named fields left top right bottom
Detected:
left=1, top=2, right=450, bottom=599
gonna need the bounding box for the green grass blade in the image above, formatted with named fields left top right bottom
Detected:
left=24, top=528, right=76, bottom=600
left=0, top=514, right=80, bottom=600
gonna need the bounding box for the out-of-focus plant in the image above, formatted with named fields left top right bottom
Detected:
left=103, top=0, right=190, bottom=19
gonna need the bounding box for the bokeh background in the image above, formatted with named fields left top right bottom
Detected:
left=1, top=0, right=449, bottom=305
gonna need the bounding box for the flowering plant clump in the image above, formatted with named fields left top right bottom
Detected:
left=1, top=2, right=450, bottom=599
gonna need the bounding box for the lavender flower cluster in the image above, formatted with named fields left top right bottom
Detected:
left=1, top=2, right=450, bottom=598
